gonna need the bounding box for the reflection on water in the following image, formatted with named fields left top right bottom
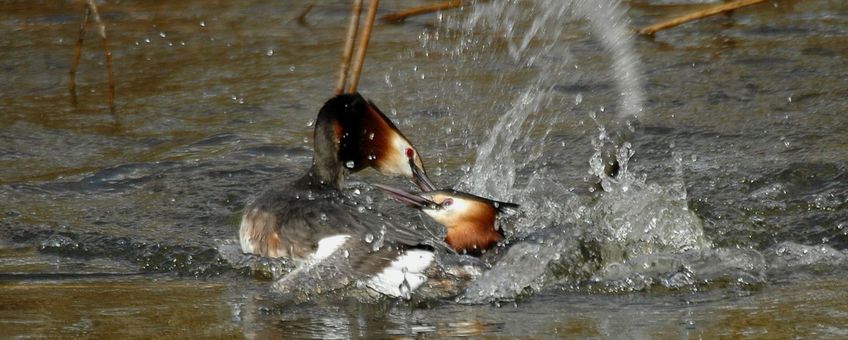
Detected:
left=1, top=0, right=848, bottom=337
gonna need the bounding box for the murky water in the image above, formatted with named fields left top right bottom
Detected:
left=2, top=0, right=847, bottom=337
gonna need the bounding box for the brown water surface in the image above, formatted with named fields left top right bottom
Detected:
left=2, top=0, right=847, bottom=338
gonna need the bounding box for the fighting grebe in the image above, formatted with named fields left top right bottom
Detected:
left=375, top=184, right=519, bottom=256
left=239, top=93, right=440, bottom=298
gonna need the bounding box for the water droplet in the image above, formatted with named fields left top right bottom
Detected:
left=368, top=133, right=375, bottom=140
left=200, top=21, right=206, bottom=27
left=342, top=250, right=350, bottom=258
left=289, top=66, right=296, bottom=72
left=159, top=32, right=166, bottom=38
left=364, top=234, right=374, bottom=243
left=575, top=93, right=583, bottom=105
left=372, top=227, right=386, bottom=251
left=345, top=161, right=355, bottom=169
left=144, top=38, right=150, bottom=43
left=319, top=213, right=328, bottom=221
left=306, top=119, right=314, bottom=127
left=266, top=49, right=274, bottom=57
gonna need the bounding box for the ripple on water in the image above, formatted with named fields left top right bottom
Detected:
left=0, top=0, right=847, bottom=337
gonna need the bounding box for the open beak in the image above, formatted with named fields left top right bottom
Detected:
left=374, top=184, right=439, bottom=210
left=410, top=159, right=437, bottom=191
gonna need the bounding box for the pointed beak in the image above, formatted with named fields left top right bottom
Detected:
left=410, top=159, right=436, bottom=191
left=374, top=184, right=439, bottom=210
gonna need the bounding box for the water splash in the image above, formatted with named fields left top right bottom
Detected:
left=586, top=139, right=712, bottom=264
left=577, top=0, right=644, bottom=119
left=425, top=0, right=724, bottom=300
left=461, top=87, right=549, bottom=198
left=449, top=0, right=643, bottom=198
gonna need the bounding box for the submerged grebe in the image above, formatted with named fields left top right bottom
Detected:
left=375, top=184, right=519, bottom=256
left=239, top=93, right=440, bottom=298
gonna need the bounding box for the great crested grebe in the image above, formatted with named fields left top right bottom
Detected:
left=374, top=184, right=519, bottom=256
left=239, top=93, right=441, bottom=298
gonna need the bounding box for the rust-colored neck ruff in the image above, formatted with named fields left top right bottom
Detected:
left=443, top=215, right=502, bottom=256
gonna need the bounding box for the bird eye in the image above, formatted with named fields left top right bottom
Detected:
left=405, top=147, right=414, bottom=159
left=442, top=198, right=453, bottom=207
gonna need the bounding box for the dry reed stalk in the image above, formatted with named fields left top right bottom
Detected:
left=638, top=0, right=769, bottom=35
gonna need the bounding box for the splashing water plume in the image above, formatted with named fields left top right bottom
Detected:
left=456, top=0, right=644, bottom=198
left=439, top=0, right=651, bottom=232
left=411, top=0, right=731, bottom=301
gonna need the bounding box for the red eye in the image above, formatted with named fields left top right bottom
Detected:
left=405, top=148, right=414, bottom=159
left=442, top=198, right=453, bottom=207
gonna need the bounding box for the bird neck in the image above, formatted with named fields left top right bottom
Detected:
left=309, top=112, right=346, bottom=190
left=444, top=216, right=503, bottom=256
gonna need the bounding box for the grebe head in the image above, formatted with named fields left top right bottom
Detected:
left=315, top=94, right=435, bottom=190
left=374, top=184, right=519, bottom=254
